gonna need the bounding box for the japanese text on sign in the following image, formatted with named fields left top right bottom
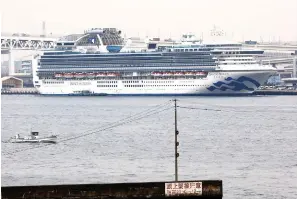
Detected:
left=165, top=182, right=202, bottom=196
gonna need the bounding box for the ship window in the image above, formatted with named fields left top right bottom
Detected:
left=99, top=29, right=124, bottom=46
left=76, top=34, right=101, bottom=46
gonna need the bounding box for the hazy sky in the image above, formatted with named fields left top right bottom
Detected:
left=1, top=0, right=297, bottom=42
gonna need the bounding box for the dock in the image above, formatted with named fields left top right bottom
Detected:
left=2, top=88, right=296, bottom=96
left=1, top=180, right=223, bottom=199
left=1, top=88, right=39, bottom=95
left=253, top=89, right=297, bottom=95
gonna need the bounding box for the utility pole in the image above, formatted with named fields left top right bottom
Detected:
left=174, top=99, right=179, bottom=181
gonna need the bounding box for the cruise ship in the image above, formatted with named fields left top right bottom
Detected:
left=32, top=28, right=276, bottom=96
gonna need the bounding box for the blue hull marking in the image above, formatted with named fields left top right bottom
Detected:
left=106, top=45, right=123, bottom=53
left=207, top=76, right=261, bottom=92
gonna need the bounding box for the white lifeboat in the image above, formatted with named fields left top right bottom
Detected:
left=107, top=72, right=120, bottom=77
left=55, top=73, right=63, bottom=78
left=87, top=73, right=96, bottom=78
left=174, top=72, right=184, bottom=76
left=64, top=73, right=74, bottom=78
left=152, top=72, right=163, bottom=76
left=74, top=73, right=86, bottom=78
left=163, top=72, right=173, bottom=76
left=96, top=72, right=106, bottom=77
left=197, top=71, right=207, bottom=76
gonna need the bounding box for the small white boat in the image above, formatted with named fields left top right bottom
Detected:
left=9, top=132, right=57, bottom=144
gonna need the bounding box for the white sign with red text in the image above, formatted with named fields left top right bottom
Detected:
left=165, top=182, right=202, bottom=196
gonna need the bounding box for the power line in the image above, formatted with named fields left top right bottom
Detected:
left=59, top=106, right=172, bottom=143
left=178, top=105, right=297, bottom=113
left=179, top=99, right=297, bottom=113
left=1, top=101, right=170, bottom=145
left=3, top=102, right=172, bottom=156
left=4, top=105, right=172, bottom=155
left=178, top=106, right=222, bottom=112
left=79, top=101, right=172, bottom=135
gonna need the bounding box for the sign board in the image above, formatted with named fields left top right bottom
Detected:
left=165, top=182, right=202, bottom=196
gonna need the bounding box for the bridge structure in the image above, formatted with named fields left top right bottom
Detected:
left=1, top=33, right=60, bottom=76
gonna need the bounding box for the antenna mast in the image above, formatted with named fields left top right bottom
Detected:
left=42, top=21, right=46, bottom=37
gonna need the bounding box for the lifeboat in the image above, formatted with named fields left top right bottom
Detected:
left=74, top=73, right=86, bottom=78
left=106, top=72, right=120, bottom=77
left=96, top=72, right=106, bottom=77
left=174, top=72, right=184, bottom=76
left=196, top=71, right=207, bottom=76
left=87, top=73, right=96, bottom=78
left=185, top=72, right=192, bottom=76
left=163, top=72, right=173, bottom=76
left=55, top=73, right=63, bottom=78
left=64, top=73, right=74, bottom=78
left=152, top=72, right=163, bottom=76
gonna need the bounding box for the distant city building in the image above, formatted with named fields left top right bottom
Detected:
left=21, top=60, right=33, bottom=74
left=1, top=60, right=32, bottom=77
left=14, top=61, right=23, bottom=73
left=1, top=61, right=9, bottom=77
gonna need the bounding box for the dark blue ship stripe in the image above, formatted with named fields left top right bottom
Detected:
left=207, top=76, right=260, bottom=92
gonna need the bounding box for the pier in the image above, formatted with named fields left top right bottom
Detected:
left=1, top=88, right=39, bottom=95
left=253, top=89, right=297, bottom=95
left=1, top=88, right=297, bottom=96
left=1, top=180, right=223, bottom=199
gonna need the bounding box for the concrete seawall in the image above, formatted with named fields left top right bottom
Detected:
left=1, top=180, right=223, bottom=199
left=1, top=88, right=39, bottom=95
left=1, top=88, right=297, bottom=96
left=253, top=89, right=297, bottom=95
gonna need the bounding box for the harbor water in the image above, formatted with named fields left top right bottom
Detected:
left=1, top=95, right=297, bottom=198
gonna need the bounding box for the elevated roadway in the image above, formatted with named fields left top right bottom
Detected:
left=242, top=43, right=297, bottom=52
left=1, top=34, right=59, bottom=51
left=1, top=32, right=61, bottom=75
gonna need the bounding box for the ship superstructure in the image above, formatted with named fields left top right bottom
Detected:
left=32, top=28, right=276, bottom=96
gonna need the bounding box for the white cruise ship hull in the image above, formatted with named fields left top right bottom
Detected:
left=34, top=70, right=275, bottom=96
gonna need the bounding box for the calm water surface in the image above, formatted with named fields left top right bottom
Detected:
left=1, top=95, right=297, bottom=198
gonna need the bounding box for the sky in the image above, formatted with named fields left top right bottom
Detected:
left=1, top=0, right=297, bottom=42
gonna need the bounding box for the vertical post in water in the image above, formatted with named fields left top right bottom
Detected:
left=174, top=99, right=179, bottom=181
